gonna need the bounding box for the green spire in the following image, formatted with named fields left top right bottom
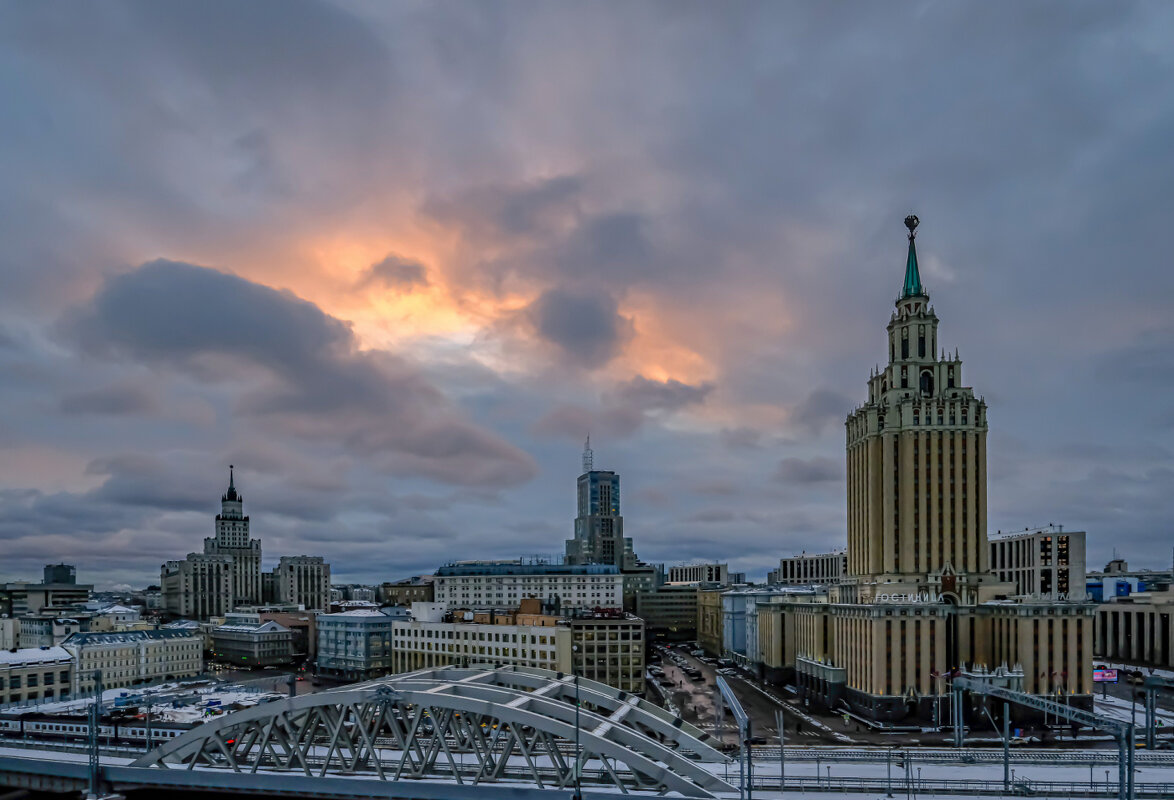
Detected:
left=901, top=214, right=924, bottom=298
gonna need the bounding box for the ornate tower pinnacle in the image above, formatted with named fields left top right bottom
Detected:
left=901, top=214, right=925, bottom=299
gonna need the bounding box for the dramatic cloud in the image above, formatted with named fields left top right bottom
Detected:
left=62, top=260, right=536, bottom=487
left=525, top=288, right=633, bottom=367
left=1, top=1, right=1172, bottom=585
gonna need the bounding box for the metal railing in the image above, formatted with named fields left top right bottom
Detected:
left=749, top=774, right=1174, bottom=798
left=750, top=745, right=1174, bottom=767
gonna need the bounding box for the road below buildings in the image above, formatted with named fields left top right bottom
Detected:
left=649, top=644, right=1168, bottom=750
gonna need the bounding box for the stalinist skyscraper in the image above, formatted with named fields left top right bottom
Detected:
left=203, top=466, right=262, bottom=606
left=842, top=215, right=994, bottom=602
left=771, top=216, right=1096, bottom=723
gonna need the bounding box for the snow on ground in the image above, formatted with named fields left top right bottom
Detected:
left=1094, top=691, right=1174, bottom=726
left=6, top=679, right=284, bottom=724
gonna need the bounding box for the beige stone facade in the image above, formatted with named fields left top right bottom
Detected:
left=1095, top=590, right=1174, bottom=669
left=64, top=629, right=202, bottom=694
left=697, top=588, right=725, bottom=656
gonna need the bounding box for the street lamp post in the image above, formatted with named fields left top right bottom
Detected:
left=572, top=643, right=581, bottom=800
left=87, top=669, right=104, bottom=800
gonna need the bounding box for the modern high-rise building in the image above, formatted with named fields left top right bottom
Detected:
left=565, top=440, right=635, bottom=570
left=764, top=216, right=1096, bottom=722
left=203, top=466, right=262, bottom=606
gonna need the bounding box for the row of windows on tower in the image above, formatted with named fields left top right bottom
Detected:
left=893, top=326, right=930, bottom=361
left=880, top=366, right=956, bottom=397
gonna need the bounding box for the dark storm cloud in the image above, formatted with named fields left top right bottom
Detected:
left=61, top=260, right=536, bottom=487
left=791, top=388, right=854, bottom=435
left=775, top=457, right=842, bottom=485
left=359, top=254, right=430, bottom=291
left=525, top=287, right=633, bottom=367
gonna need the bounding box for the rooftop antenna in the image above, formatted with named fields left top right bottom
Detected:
left=582, top=435, right=594, bottom=473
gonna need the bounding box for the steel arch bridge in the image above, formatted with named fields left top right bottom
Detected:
left=132, top=666, right=734, bottom=797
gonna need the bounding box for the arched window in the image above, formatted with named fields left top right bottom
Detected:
left=918, top=325, right=926, bottom=358
left=901, top=328, right=909, bottom=359
left=920, top=369, right=934, bottom=397
left=901, top=367, right=908, bottom=388
left=947, top=366, right=955, bottom=389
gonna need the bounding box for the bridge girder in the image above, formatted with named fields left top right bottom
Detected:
left=133, top=667, right=732, bottom=798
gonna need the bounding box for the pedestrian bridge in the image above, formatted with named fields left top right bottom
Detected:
left=24, top=665, right=727, bottom=798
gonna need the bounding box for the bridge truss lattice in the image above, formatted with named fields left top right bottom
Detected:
left=132, top=665, right=732, bottom=798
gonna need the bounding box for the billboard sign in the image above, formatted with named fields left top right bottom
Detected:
left=1093, top=669, right=1118, bottom=683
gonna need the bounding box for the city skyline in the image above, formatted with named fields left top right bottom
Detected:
left=2, top=3, right=1173, bottom=588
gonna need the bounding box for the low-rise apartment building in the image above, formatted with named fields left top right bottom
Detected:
left=317, top=609, right=397, bottom=681
left=63, top=629, right=203, bottom=694
left=668, top=563, right=728, bottom=585
left=566, top=611, right=645, bottom=694
left=379, top=577, right=434, bottom=606
left=769, top=550, right=847, bottom=586
left=390, top=603, right=570, bottom=675
left=212, top=621, right=293, bottom=667
left=0, top=647, right=73, bottom=705
left=634, top=584, right=699, bottom=642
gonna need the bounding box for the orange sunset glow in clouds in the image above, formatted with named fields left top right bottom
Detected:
left=1, top=1, right=1172, bottom=587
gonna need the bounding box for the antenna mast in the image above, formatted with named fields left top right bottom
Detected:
left=582, top=435, right=594, bottom=473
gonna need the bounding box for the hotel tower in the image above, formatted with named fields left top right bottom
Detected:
left=776, top=216, right=1096, bottom=722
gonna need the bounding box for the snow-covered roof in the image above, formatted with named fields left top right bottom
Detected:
left=214, top=621, right=289, bottom=633
left=61, top=629, right=199, bottom=646
left=0, top=646, right=72, bottom=666
left=98, top=604, right=137, bottom=614
left=325, top=609, right=387, bottom=617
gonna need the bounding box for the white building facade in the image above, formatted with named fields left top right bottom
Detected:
left=431, top=561, right=623, bottom=611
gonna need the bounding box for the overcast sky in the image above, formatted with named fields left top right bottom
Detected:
left=1, top=1, right=1172, bottom=589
